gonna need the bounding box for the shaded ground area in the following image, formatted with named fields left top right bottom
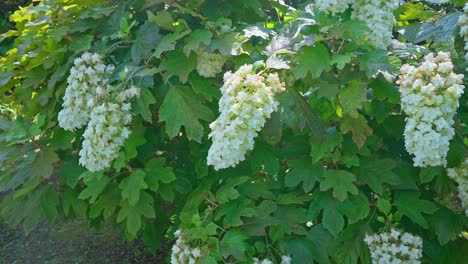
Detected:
left=0, top=221, right=168, bottom=263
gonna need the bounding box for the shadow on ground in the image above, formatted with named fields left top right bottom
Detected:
left=0, top=221, right=167, bottom=263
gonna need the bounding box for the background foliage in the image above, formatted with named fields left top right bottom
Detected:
left=0, top=0, right=467, bottom=263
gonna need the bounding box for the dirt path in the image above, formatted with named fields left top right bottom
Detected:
left=0, top=221, right=167, bottom=263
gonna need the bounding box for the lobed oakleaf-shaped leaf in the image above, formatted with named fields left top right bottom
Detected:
left=119, top=170, right=148, bottom=206
left=428, top=207, right=467, bottom=245
left=353, top=157, right=400, bottom=194
left=30, top=149, right=59, bottom=179
left=145, top=157, right=176, bottom=192
left=133, top=86, right=156, bottom=122
left=340, top=114, right=373, bottom=148
left=116, top=191, right=155, bottom=238
left=394, top=191, right=438, bottom=229
left=215, top=199, right=256, bottom=228
left=216, top=177, right=249, bottom=204
left=183, top=29, right=212, bottom=56
left=293, top=43, right=331, bottom=79
left=220, top=228, right=250, bottom=261
left=159, top=50, right=197, bottom=83
left=78, top=172, right=109, bottom=203
left=320, top=170, right=358, bottom=201
left=89, top=183, right=120, bottom=219
left=338, top=81, right=366, bottom=119
left=285, top=160, right=322, bottom=193
left=159, top=86, right=214, bottom=142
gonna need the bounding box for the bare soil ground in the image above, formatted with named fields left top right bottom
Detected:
left=0, top=221, right=168, bottom=264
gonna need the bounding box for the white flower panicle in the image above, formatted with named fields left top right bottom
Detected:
left=253, top=255, right=291, bottom=264
left=350, top=0, right=399, bottom=49
left=78, top=87, right=139, bottom=172
left=459, top=3, right=468, bottom=69
left=196, top=51, right=227, bottom=78
left=207, top=65, right=285, bottom=170
left=398, top=52, right=465, bottom=167
left=315, top=0, right=398, bottom=49
left=171, top=229, right=203, bottom=264
left=447, top=158, right=468, bottom=216
left=364, top=229, right=423, bottom=264
left=315, top=0, right=353, bottom=15
left=58, top=52, right=114, bottom=131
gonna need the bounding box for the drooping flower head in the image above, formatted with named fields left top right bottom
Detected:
left=207, top=64, right=285, bottom=170
left=398, top=52, right=465, bottom=167
left=58, top=52, right=114, bottom=131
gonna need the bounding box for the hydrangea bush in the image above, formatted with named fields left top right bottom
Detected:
left=0, top=0, right=467, bottom=263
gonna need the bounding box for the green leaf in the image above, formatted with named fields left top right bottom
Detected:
left=293, top=43, right=331, bottom=79
left=89, top=183, right=121, bottom=219
left=360, top=50, right=393, bottom=78
left=60, top=160, right=86, bottom=188
left=78, top=172, right=109, bottom=203
left=310, top=127, right=343, bottom=163
left=337, top=192, right=370, bottom=224
left=320, top=170, right=358, bottom=201
left=333, top=222, right=371, bottom=264
left=148, top=10, right=175, bottom=31
left=242, top=200, right=279, bottom=236
left=215, top=199, right=255, bottom=227
left=338, top=81, right=366, bottom=119
left=134, top=86, right=156, bottom=122
left=419, top=166, right=445, bottom=184
left=188, top=72, right=220, bottom=102
left=154, top=24, right=191, bottom=58
left=131, top=22, right=162, bottom=63
left=331, top=52, right=357, bottom=70
left=285, top=160, right=322, bottom=193
left=69, top=34, right=93, bottom=52
left=159, top=50, right=197, bottom=83
left=40, top=186, right=60, bottom=223
left=340, top=114, right=373, bottom=148
left=220, top=228, right=250, bottom=261
left=428, top=207, right=467, bottom=245
left=117, top=191, right=155, bottom=238
left=159, top=86, right=214, bottom=142
left=353, top=157, right=400, bottom=194
left=184, top=29, right=213, bottom=56
left=394, top=191, right=438, bottom=228
left=277, top=192, right=311, bottom=205
left=315, top=80, right=339, bottom=102
left=124, top=120, right=147, bottom=160
left=216, top=177, right=249, bottom=204
left=369, top=77, right=399, bottom=104
left=30, top=149, right=58, bottom=179
left=210, top=32, right=240, bottom=55
left=323, top=206, right=344, bottom=237
left=145, top=157, right=176, bottom=192
left=119, top=170, right=148, bottom=206
left=250, top=141, right=280, bottom=175
left=376, top=197, right=392, bottom=216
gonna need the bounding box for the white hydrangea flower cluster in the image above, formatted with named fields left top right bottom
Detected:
left=350, top=0, right=399, bottom=49
left=459, top=3, right=468, bottom=68
left=170, top=229, right=203, bottom=264
left=196, top=51, right=227, bottom=78
left=315, top=0, right=353, bottom=15
left=58, top=52, right=114, bottom=131
left=447, top=158, right=468, bottom=216
left=79, top=103, right=131, bottom=172
left=364, top=229, right=423, bottom=264
left=253, top=255, right=292, bottom=264
left=398, top=52, right=465, bottom=167
left=207, top=65, right=285, bottom=170
left=315, top=0, right=398, bottom=48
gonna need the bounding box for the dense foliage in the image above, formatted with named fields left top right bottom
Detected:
left=1, top=0, right=467, bottom=263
